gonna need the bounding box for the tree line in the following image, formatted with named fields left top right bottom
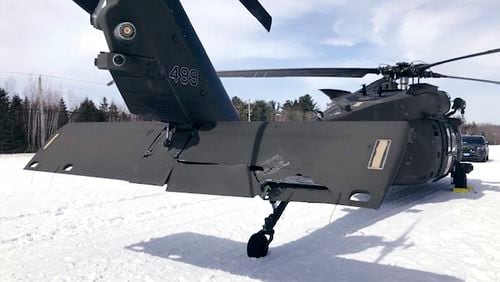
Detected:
left=6, top=76, right=497, bottom=154
left=461, top=122, right=500, bottom=145
left=0, top=76, right=321, bottom=153
left=231, top=94, right=320, bottom=122
left=0, top=78, right=139, bottom=153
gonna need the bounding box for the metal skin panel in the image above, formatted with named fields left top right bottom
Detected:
left=177, top=121, right=410, bottom=208
left=330, top=89, right=451, bottom=122
left=92, top=0, right=239, bottom=125
left=393, top=120, right=445, bottom=185
left=167, top=164, right=259, bottom=198
left=25, top=122, right=173, bottom=186
left=25, top=121, right=408, bottom=209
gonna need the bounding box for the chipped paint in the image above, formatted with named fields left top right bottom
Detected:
left=256, top=154, right=290, bottom=176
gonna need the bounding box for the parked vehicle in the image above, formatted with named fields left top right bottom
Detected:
left=462, top=135, right=489, bottom=162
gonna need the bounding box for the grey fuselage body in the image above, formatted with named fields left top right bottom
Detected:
left=323, top=79, right=462, bottom=186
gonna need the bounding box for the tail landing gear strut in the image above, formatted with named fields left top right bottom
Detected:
left=247, top=201, right=289, bottom=258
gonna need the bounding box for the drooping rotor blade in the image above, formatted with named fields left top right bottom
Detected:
left=239, top=0, right=272, bottom=31
left=422, top=48, right=500, bottom=70
left=429, top=72, right=500, bottom=86
left=217, top=68, right=380, bottom=78
left=73, top=0, right=100, bottom=13
left=74, top=0, right=272, bottom=31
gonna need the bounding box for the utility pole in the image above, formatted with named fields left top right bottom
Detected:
left=247, top=99, right=251, bottom=122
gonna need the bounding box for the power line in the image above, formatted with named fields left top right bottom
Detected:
left=0, top=70, right=110, bottom=86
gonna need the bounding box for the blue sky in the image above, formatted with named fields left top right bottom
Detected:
left=1, top=0, right=499, bottom=123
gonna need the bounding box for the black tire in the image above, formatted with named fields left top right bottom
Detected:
left=453, top=166, right=467, bottom=188
left=247, top=231, right=269, bottom=258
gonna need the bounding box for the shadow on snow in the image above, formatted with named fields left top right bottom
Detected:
left=126, top=178, right=498, bottom=282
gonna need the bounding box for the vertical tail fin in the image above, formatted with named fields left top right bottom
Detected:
left=90, top=0, right=241, bottom=125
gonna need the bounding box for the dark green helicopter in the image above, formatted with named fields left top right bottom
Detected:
left=218, top=50, right=500, bottom=191
left=26, top=0, right=499, bottom=258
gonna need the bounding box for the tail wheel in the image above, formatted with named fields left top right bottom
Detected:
left=247, top=231, right=269, bottom=258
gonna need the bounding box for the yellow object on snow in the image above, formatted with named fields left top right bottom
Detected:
left=453, top=186, right=475, bottom=193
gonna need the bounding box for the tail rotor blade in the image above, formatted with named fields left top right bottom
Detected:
left=74, top=0, right=272, bottom=31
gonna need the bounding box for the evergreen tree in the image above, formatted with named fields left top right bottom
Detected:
left=281, top=99, right=302, bottom=121
left=57, top=98, right=69, bottom=129
left=251, top=100, right=272, bottom=121
left=99, top=97, right=110, bottom=122
left=120, top=111, right=131, bottom=122
left=22, top=96, right=36, bottom=152
left=280, top=95, right=319, bottom=121
left=75, top=98, right=101, bottom=122
left=108, top=102, right=119, bottom=122
left=282, top=99, right=299, bottom=111
left=298, top=94, right=318, bottom=113
left=231, top=96, right=248, bottom=121
left=0, top=88, right=11, bottom=153
left=8, top=95, right=27, bottom=152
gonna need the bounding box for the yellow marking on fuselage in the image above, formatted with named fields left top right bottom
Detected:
left=368, top=139, right=391, bottom=170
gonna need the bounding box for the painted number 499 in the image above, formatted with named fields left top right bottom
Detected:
left=169, top=65, right=199, bottom=87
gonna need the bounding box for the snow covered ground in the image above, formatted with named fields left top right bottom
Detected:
left=1, top=148, right=500, bottom=282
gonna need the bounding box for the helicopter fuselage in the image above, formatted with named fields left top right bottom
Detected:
left=323, top=81, right=463, bottom=186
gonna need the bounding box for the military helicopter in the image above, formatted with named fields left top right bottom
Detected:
left=26, top=0, right=500, bottom=258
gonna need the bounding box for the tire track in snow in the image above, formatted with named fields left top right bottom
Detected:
left=0, top=194, right=252, bottom=249
left=0, top=192, right=168, bottom=223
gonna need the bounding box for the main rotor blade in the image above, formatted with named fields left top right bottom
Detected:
left=430, top=72, right=500, bottom=86
left=73, top=0, right=272, bottom=31
left=423, top=48, right=500, bottom=70
left=73, top=0, right=100, bottom=13
left=217, top=68, right=380, bottom=78
left=239, top=0, right=272, bottom=31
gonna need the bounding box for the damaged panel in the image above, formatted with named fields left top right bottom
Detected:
left=178, top=121, right=409, bottom=208
left=25, top=122, right=173, bottom=185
